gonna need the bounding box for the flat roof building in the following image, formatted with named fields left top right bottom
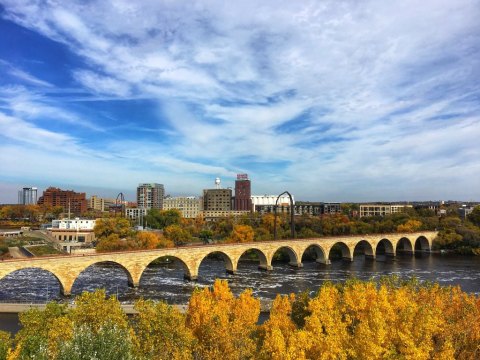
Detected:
left=359, top=204, right=413, bottom=217
left=38, top=187, right=87, bottom=215
left=164, top=196, right=201, bottom=218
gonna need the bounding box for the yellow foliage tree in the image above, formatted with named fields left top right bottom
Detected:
left=186, top=279, right=260, bottom=360
left=132, top=299, right=194, bottom=360
left=227, top=224, right=254, bottom=243
left=397, top=219, right=422, bottom=232
left=259, top=294, right=310, bottom=360
left=127, top=231, right=161, bottom=250
left=69, top=289, right=129, bottom=333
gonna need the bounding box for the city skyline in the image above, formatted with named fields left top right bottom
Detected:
left=0, top=1, right=479, bottom=203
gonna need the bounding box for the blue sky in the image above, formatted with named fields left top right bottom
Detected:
left=0, top=0, right=479, bottom=203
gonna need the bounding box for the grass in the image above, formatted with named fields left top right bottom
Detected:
left=26, top=245, right=63, bottom=257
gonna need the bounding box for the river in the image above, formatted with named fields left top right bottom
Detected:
left=1, top=253, right=480, bottom=333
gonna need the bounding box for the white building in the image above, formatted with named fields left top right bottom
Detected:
left=163, top=196, right=201, bottom=218
left=50, top=218, right=97, bottom=252
left=51, top=218, right=96, bottom=230
left=251, top=194, right=295, bottom=212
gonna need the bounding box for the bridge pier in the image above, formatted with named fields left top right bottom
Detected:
left=226, top=269, right=236, bottom=275
left=258, top=264, right=273, bottom=271
left=342, top=257, right=353, bottom=262
left=289, top=261, right=303, bottom=268
left=365, top=254, right=376, bottom=261
left=184, top=273, right=198, bottom=281
left=316, top=258, right=331, bottom=265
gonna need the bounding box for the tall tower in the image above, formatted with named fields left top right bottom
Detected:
left=18, top=187, right=38, bottom=205
left=234, top=174, right=252, bottom=211
left=137, top=183, right=164, bottom=210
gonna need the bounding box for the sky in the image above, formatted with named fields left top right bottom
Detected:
left=0, top=0, right=479, bottom=204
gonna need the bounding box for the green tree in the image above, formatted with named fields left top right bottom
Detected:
left=467, top=206, right=480, bottom=227
left=145, top=209, right=182, bottom=229
left=0, top=331, right=11, bottom=360
left=57, top=324, right=134, bottom=360
left=199, top=229, right=214, bottom=244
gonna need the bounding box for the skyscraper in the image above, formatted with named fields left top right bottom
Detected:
left=137, top=183, right=164, bottom=210
left=18, top=187, right=38, bottom=205
left=234, top=174, right=252, bottom=211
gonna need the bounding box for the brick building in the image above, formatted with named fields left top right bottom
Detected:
left=38, top=187, right=88, bottom=215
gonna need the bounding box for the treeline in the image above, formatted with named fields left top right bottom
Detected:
left=95, top=206, right=480, bottom=254
left=0, top=205, right=63, bottom=223
left=0, top=278, right=479, bottom=359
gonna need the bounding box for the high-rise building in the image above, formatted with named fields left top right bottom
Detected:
left=137, top=183, right=164, bottom=210
left=18, top=187, right=38, bottom=205
left=234, top=174, right=252, bottom=211
left=37, top=187, right=87, bottom=215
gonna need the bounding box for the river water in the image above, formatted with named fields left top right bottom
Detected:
left=1, top=253, right=480, bottom=333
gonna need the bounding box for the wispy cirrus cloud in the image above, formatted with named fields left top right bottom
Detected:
left=0, top=0, right=479, bottom=201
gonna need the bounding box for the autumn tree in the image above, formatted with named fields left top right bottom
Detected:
left=127, top=231, right=161, bottom=250
left=0, top=331, right=11, bottom=360
left=186, top=280, right=260, bottom=360
left=132, top=299, right=194, bottom=360
left=96, top=234, right=128, bottom=252
left=259, top=294, right=310, bottom=360
left=397, top=219, right=422, bottom=232
left=94, top=217, right=132, bottom=240
left=227, top=224, right=254, bottom=243
left=164, top=224, right=192, bottom=246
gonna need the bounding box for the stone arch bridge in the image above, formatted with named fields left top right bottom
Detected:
left=0, top=231, right=436, bottom=296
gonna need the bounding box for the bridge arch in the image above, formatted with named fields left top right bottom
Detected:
left=328, top=242, right=352, bottom=262
left=140, top=255, right=195, bottom=283
left=70, top=260, right=135, bottom=297
left=236, top=248, right=271, bottom=271
left=353, top=240, right=375, bottom=260
left=0, top=266, right=67, bottom=297
left=196, top=250, right=235, bottom=276
left=271, top=245, right=302, bottom=268
left=301, top=244, right=329, bottom=264
left=376, top=238, right=395, bottom=257
left=415, top=236, right=430, bottom=252
left=396, top=237, right=414, bottom=255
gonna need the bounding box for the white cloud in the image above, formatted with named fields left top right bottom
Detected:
left=0, top=0, right=479, bottom=201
